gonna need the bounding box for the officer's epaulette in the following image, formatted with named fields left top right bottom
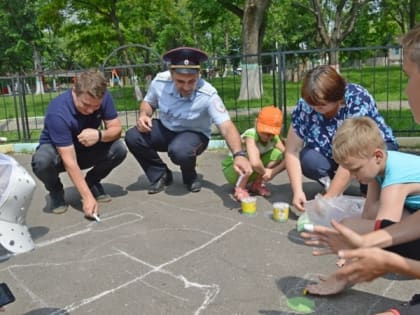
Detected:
left=154, top=70, right=172, bottom=82
left=197, top=81, right=216, bottom=96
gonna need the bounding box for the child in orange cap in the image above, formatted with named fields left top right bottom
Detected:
left=222, top=106, right=286, bottom=201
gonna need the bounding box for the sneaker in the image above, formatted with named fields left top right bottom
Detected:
left=186, top=178, right=201, bottom=193
left=90, top=183, right=112, bottom=203
left=233, top=187, right=250, bottom=202
left=250, top=181, right=271, bottom=197
left=49, top=190, right=68, bottom=214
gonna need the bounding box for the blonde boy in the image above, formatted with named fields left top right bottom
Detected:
left=333, top=116, right=420, bottom=233
left=305, top=116, right=420, bottom=296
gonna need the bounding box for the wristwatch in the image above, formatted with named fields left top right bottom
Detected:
left=232, top=150, right=247, bottom=158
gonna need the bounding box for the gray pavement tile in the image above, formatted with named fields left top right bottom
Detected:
left=0, top=151, right=417, bottom=315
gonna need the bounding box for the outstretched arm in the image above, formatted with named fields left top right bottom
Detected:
left=335, top=247, right=420, bottom=282
left=285, top=126, right=306, bottom=211
left=219, top=120, right=252, bottom=176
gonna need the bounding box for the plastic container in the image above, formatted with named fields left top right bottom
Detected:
left=241, top=197, right=257, bottom=216
left=272, top=202, right=289, bottom=222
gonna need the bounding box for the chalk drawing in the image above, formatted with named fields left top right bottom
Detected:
left=0, top=211, right=241, bottom=314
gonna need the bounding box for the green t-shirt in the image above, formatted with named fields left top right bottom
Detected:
left=242, top=127, right=280, bottom=155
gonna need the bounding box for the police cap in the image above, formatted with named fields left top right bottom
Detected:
left=163, top=47, right=208, bottom=74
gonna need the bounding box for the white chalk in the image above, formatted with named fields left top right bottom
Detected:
left=303, top=223, right=314, bottom=232
left=93, top=213, right=101, bottom=222
left=235, top=173, right=244, bottom=187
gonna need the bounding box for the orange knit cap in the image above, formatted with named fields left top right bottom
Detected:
left=256, top=106, right=283, bottom=135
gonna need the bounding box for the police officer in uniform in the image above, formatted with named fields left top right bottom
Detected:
left=125, top=47, right=251, bottom=194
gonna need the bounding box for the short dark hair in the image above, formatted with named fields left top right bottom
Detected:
left=301, top=65, right=346, bottom=106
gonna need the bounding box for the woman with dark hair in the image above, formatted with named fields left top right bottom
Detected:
left=285, top=65, right=398, bottom=213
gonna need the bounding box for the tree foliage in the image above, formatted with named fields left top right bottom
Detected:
left=0, top=0, right=417, bottom=75
left=0, top=0, right=42, bottom=73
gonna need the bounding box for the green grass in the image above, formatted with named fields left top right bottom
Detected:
left=0, top=65, right=414, bottom=142
left=0, top=65, right=407, bottom=117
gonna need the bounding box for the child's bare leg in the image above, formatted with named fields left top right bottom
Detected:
left=237, top=174, right=250, bottom=190
left=266, top=160, right=281, bottom=168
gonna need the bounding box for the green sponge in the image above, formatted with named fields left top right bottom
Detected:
left=287, top=296, right=315, bottom=314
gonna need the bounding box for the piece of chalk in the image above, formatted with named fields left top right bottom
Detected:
left=303, top=223, right=314, bottom=232
left=93, top=213, right=101, bottom=222
left=235, top=173, right=244, bottom=187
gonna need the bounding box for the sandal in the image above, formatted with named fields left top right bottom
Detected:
left=251, top=180, right=271, bottom=197
left=233, top=187, right=250, bottom=202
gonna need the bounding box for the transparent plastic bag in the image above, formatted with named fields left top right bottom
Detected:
left=305, top=194, right=365, bottom=227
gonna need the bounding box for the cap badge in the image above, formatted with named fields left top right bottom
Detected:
left=184, top=59, right=190, bottom=65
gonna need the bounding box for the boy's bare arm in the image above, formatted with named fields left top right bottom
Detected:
left=323, top=166, right=351, bottom=197
left=361, top=181, right=381, bottom=219
left=376, top=184, right=408, bottom=222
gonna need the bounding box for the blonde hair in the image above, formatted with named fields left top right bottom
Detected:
left=400, top=24, right=420, bottom=71
left=73, top=70, right=107, bottom=98
left=333, top=117, right=386, bottom=164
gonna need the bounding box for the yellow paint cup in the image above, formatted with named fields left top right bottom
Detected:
left=241, top=197, right=257, bottom=216
left=272, top=202, right=289, bottom=222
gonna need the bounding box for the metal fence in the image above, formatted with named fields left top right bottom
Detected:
left=0, top=45, right=417, bottom=144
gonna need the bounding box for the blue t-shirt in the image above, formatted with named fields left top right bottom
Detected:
left=39, top=89, right=118, bottom=147
left=291, top=83, right=398, bottom=159
left=144, top=71, right=231, bottom=138
left=378, top=150, right=420, bottom=211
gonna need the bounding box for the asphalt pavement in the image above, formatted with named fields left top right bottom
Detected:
left=0, top=149, right=418, bottom=315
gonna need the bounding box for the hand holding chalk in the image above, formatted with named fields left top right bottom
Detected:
left=236, top=173, right=244, bottom=187
left=93, top=213, right=101, bottom=222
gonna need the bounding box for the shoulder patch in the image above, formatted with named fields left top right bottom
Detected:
left=154, top=70, right=172, bottom=82
left=212, top=97, right=226, bottom=113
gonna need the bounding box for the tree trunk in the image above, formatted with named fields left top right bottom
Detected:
left=298, top=0, right=369, bottom=69
left=33, top=47, right=44, bottom=95
left=238, top=0, right=271, bottom=101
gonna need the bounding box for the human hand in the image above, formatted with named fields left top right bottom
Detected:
left=301, top=219, right=363, bottom=255
left=136, top=115, right=152, bottom=133
left=233, top=156, right=252, bottom=177
left=262, top=168, right=273, bottom=182
left=77, top=128, right=100, bottom=147
left=335, top=247, right=394, bottom=283
left=82, top=195, right=99, bottom=218
left=292, top=191, right=306, bottom=212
